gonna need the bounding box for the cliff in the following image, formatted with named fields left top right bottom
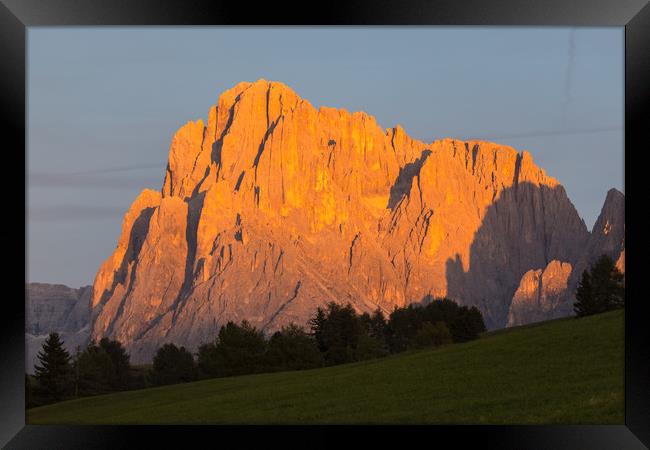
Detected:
left=507, top=188, right=625, bottom=327
left=87, top=80, right=622, bottom=362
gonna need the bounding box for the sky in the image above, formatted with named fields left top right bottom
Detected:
left=27, top=27, right=624, bottom=288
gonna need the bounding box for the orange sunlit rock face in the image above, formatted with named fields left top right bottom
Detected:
left=506, top=260, right=573, bottom=327
left=89, top=80, right=624, bottom=362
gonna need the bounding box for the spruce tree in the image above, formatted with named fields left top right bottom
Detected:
left=574, top=270, right=595, bottom=316
left=34, top=332, right=73, bottom=402
left=152, top=343, right=196, bottom=385
left=98, top=338, right=131, bottom=389
left=75, top=343, right=115, bottom=396
left=308, top=307, right=328, bottom=353
left=591, top=254, right=625, bottom=311
left=574, top=255, right=625, bottom=317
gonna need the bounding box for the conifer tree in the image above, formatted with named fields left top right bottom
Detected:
left=98, top=337, right=131, bottom=389
left=33, top=332, right=73, bottom=402
left=574, top=255, right=625, bottom=317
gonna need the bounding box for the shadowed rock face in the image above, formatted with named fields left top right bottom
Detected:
left=87, top=80, right=621, bottom=362
left=506, top=188, right=625, bottom=327
left=26, top=283, right=92, bottom=373
left=443, top=182, right=591, bottom=329
left=585, top=188, right=625, bottom=273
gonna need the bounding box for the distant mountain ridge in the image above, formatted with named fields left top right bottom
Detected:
left=25, top=283, right=92, bottom=373
left=28, top=80, right=624, bottom=364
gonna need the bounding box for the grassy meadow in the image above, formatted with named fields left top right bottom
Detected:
left=27, top=310, right=623, bottom=424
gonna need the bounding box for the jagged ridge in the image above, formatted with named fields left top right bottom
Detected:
left=88, top=80, right=622, bottom=363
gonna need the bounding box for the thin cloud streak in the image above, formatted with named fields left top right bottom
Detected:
left=30, top=125, right=622, bottom=190
left=29, top=205, right=126, bottom=222
left=67, top=163, right=165, bottom=175
left=29, top=172, right=163, bottom=190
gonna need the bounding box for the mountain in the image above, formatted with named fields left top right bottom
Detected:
left=506, top=188, right=625, bottom=327
left=583, top=188, right=626, bottom=273
left=25, top=283, right=92, bottom=373
left=87, top=79, right=624, bottom=363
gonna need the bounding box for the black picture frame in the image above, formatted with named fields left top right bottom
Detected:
left=2, top=0, right=648, bottom=448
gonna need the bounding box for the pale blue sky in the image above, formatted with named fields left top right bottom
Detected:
left=27, top=27, right=624, bottom=288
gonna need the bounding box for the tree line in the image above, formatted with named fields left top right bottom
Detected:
left=27, top=336, right=132, bottom=407
left=27, top=297, right=485, bottom=407
left=27, top=255, right=623, bottom=408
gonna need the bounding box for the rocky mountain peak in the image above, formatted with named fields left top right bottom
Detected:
left=593, top=188, right=624, bottom=233
left=87, top=81, right=616, bottom=362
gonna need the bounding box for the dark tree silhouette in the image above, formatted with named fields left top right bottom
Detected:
left=74, top=343, right=114, bottom=396
left=309, top=302, right=363, bottom=365
left=198, top=320, right=268, bottom=378
left=574, top=254, right=625, bottom=317
left=386, top=298, right=486, bottom=351
left=33, top=333, right=74, bottom=402
left=308, top=307, right=328, bottom=353
left=411, top=321, right=453, bottom=349
left=152, top=343, right=196, bottom=385
left=266, top=324, right=323, bottom=370
left=574, top=270, right=596, bottom=316
left=98, top=337, right=131, bottom=390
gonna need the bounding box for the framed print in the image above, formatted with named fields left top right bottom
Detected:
left=1, top=0, right=649, bottom=448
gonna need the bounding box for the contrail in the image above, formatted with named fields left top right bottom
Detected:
left=28, top=163, right=165, bottom=189
left=29, top=169, right=163, bottom=190
left=29, top=205, right=126, bottom=222
left=66, top=163, right=164, bottom=175
left=562, top=28, right=577, bottom=121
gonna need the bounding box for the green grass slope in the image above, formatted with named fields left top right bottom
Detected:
left=28, top=310, right=623, bottom=424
